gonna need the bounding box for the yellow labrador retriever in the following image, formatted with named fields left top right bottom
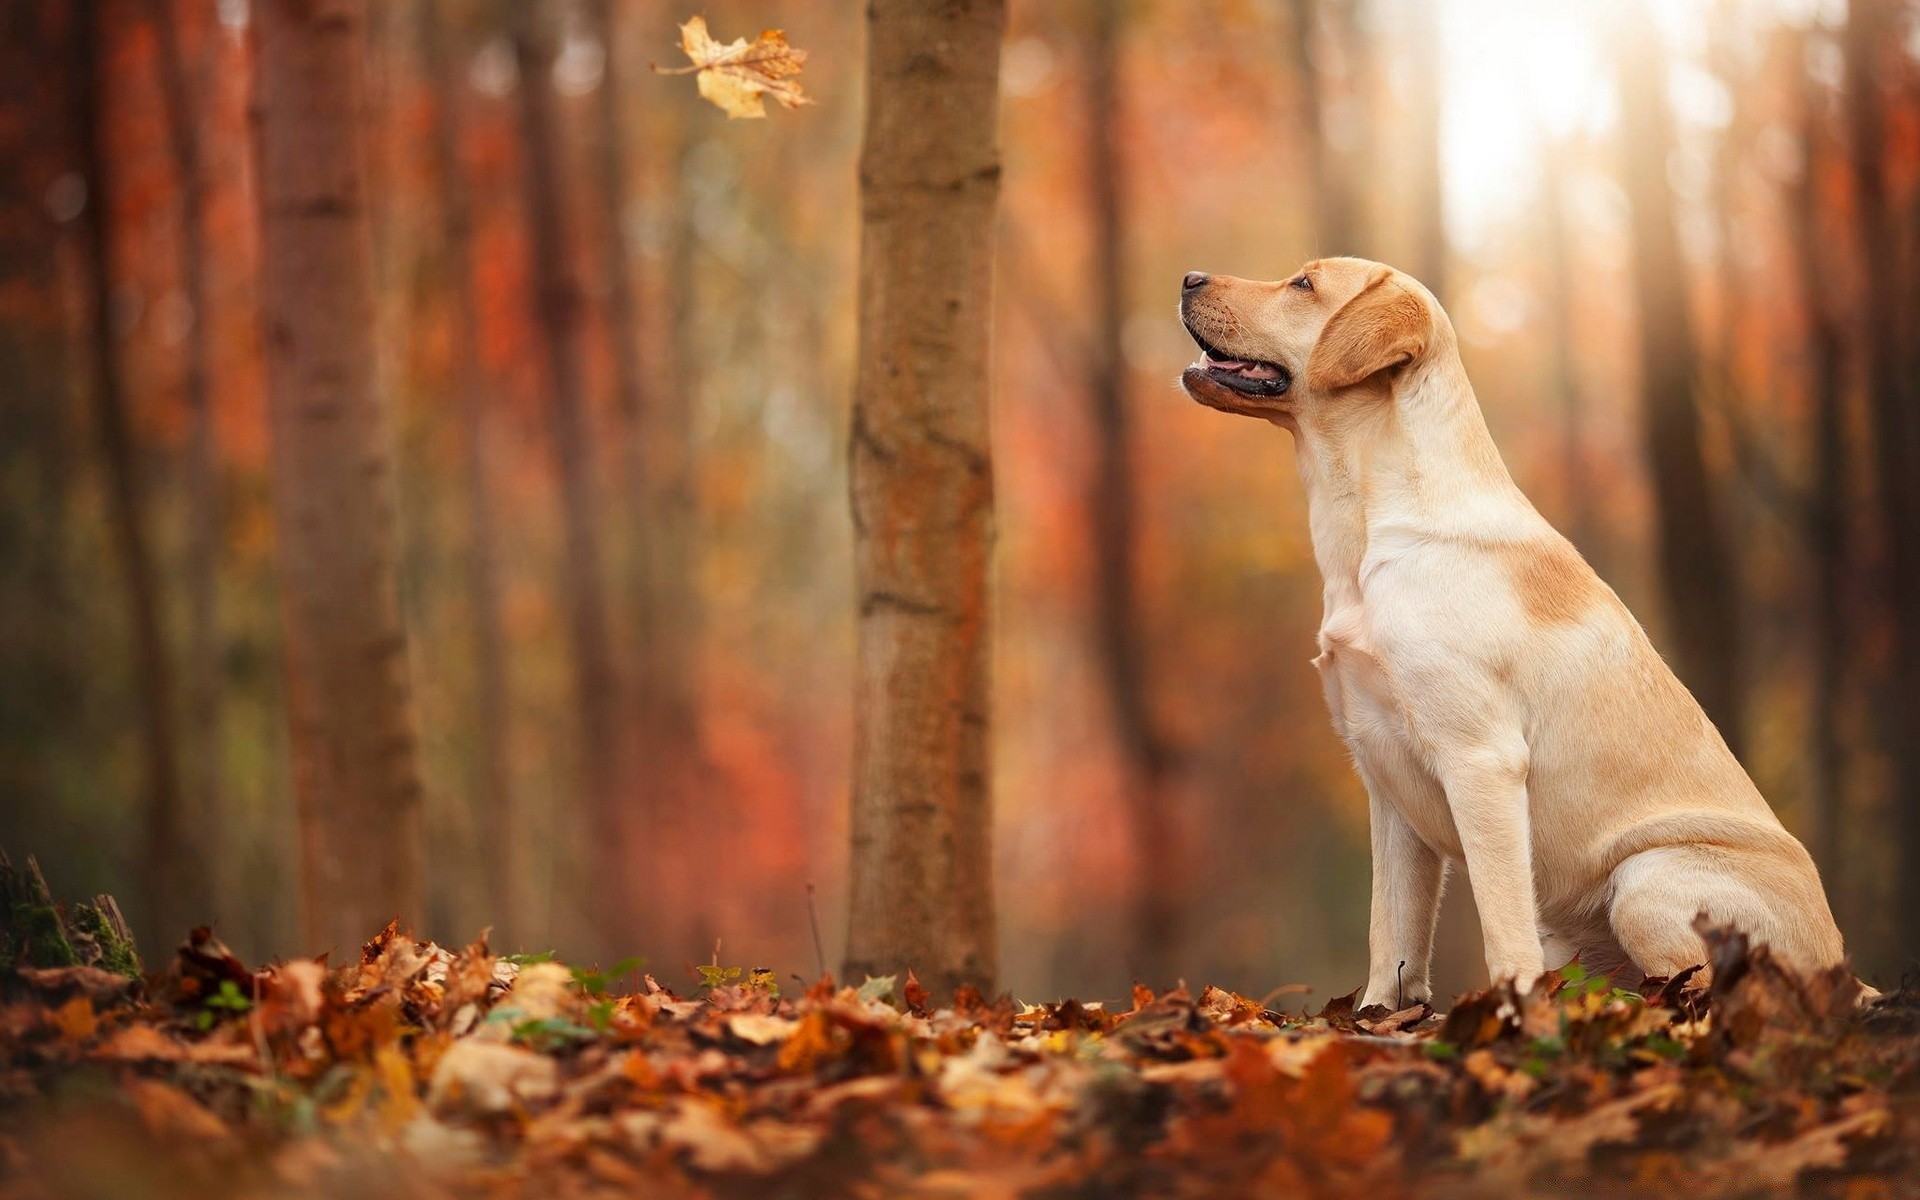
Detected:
left=1178, top=257, right=1849, bottom=1006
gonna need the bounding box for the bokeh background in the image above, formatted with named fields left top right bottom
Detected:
left=3, top=0, right=1912, bottom=1003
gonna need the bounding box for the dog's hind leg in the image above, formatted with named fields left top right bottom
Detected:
left=1606, top=846, right=1816, bottom=981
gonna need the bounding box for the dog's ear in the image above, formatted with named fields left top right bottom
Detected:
left=1307, top=276, right=1431, bottom=392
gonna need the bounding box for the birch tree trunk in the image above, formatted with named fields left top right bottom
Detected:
left=253, top=0, right=425, bottom=953
left=512, top=2, right=626, bottom=952
left=844, top=0, right=1005, bottom=999
left=76, top=0, right=195, bottom=945
left=1615, top=2, right=1746, bottom=758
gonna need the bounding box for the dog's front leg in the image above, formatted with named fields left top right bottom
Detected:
left=1437, top=739, right=1545, bottom=989
left=1361, top=784, right=1443, bottom=1009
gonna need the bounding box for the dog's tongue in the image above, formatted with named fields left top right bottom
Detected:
left=1209, top=356, right=1283, bottom=381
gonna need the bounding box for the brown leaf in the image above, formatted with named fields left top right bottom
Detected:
left=903, top=970, right=931, bottom=1016
left=655, top=16, right=814, bottom=120
left=123, top=1078, right=232, bottom=1143
left=1692, top=1109, right=1890, bottom=1196
left=13, top=965, right=137, bottom=1007
left=426, top=1039, right=558, bottom=1117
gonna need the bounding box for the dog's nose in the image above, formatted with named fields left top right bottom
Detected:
left=1183, top=271, right=1209, bottom=292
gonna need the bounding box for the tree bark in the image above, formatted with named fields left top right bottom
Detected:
left=74, top=0, right=195, bottom=947
left=1084, top=0, right=1178, bottom=988
left=253, top=0, right=425, bottom=953
left=150, top=0, right=222, bottom=928
left=844, top=0, right=1005, bottom=998
left=422, top=0, right=517, bottom=942
left=512, top=2, right=626, bottom=951
left=1844, top=0, right=1920, bottom=964
left=1614, top=2, right=1746, bottom=758
left=1786, top=31, right=1848, bottom=886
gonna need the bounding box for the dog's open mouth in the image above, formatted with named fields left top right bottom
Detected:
left=1186, top=326, right=1291, bottom=397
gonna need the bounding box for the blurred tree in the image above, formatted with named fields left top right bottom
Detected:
left=74, top=0, right=196, bottom=945
left=512, top=0, right=627, bottom=953
left=1284, top=0, right=1363, bottom=255
left=588, top=0, right=687, bottom=901
left=1537, top=137, right=1599, bottom=562
left=0, top=6, right=85, bottom=866
left=150, top=0, right=223, bottom=893
left=1084, top=0, right=1181, bottom=987
left=1614, top=1, right=1746, bottom=760
left=1404, top=0, right=1445, bottom=299
left=423, top=0, right=517, bottom=942
left=844, top=0, right=1005, bottom=998
left=1843, top=0, right=1920, bottom=960
left=254, top=0, right=425, bottom=952
left=1784, top=26, right=1849, bottom=882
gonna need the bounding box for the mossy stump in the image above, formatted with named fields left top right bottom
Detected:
left=0, top=849, right=140, bottom=978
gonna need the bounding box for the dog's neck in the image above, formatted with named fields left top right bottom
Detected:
left=1287, top=351, right=1538, bottom=609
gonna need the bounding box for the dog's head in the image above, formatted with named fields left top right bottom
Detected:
left=1177, top=257, right=1437, bottom=422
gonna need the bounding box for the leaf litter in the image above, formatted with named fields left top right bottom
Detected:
left=2, top=919, right=1919, bottom=1198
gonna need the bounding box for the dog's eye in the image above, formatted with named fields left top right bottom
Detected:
left=1290, top=275, right=1314, bottom=292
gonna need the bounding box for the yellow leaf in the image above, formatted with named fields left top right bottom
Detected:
left=656, top=16, right=813, bottom=120
left=49, top=995, right=97, bottom=1043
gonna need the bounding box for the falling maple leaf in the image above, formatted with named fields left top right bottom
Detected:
left=653, top=16, right=813, bottom=120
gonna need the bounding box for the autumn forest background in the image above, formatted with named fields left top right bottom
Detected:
left=4, top=0, right=1920, bottom=1008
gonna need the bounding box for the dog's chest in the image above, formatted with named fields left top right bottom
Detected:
left=1313, top=601, right=1408, bottom=743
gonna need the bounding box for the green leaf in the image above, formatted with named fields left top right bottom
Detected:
left=697, top=964, right=743, bottom=990
left=1423, top=1040, right=1459, bottom=1061
left=1558, top=962, right=1588, bottom=985
left=856, top=974, right=897, bottom=1004
left=205, top=979, right=252, bottom=1012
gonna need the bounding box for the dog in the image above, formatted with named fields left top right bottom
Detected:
left=1178, top=257, right=1851, bottom=1007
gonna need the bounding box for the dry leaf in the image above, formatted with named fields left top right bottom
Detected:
left=47, top=995, right=97, bottom=1043
left=123, top=1078, right=232, bottom=1143
left=655, top=16, right=813, bottom=120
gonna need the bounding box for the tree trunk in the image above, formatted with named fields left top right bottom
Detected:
left=844, top=0, right=1005, bottom=998
left=1084, top=0, right=1177, bottom=988
left=1404, top=0, right=1446, bottom=299
left=74, top=0, right=195, bottom=947
left=253, top=0, right=425, bottom=954
left=150, top=0, right=222, bottom=930
left=1786, top=31, right=1848, bottom=886
left=1538, top=139, right=1600, bottom=562
left=1844, top=0, right=1920, bottom=965
left=587, top=0, right=682, bottom=897
left=1283, top=0, right=1360, bottom=255
left=1614, top=2, right=1745, bottom=758
left=511, top=2, right=626, bottom=952
left=422, top=0, right=517, bottom=942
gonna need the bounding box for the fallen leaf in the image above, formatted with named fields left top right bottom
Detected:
left=123, top=1078, right=231, bottom=1143
left=426, top=1039, right=558, bottom=1116
left=47, top=995, right=96, bottom=1043
left=727, top=1012, right=797, bottom=1045
left=654, top=16, right=813, bottom=120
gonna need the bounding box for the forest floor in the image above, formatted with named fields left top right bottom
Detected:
left=3, top=913, right=1920, bottom=1199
